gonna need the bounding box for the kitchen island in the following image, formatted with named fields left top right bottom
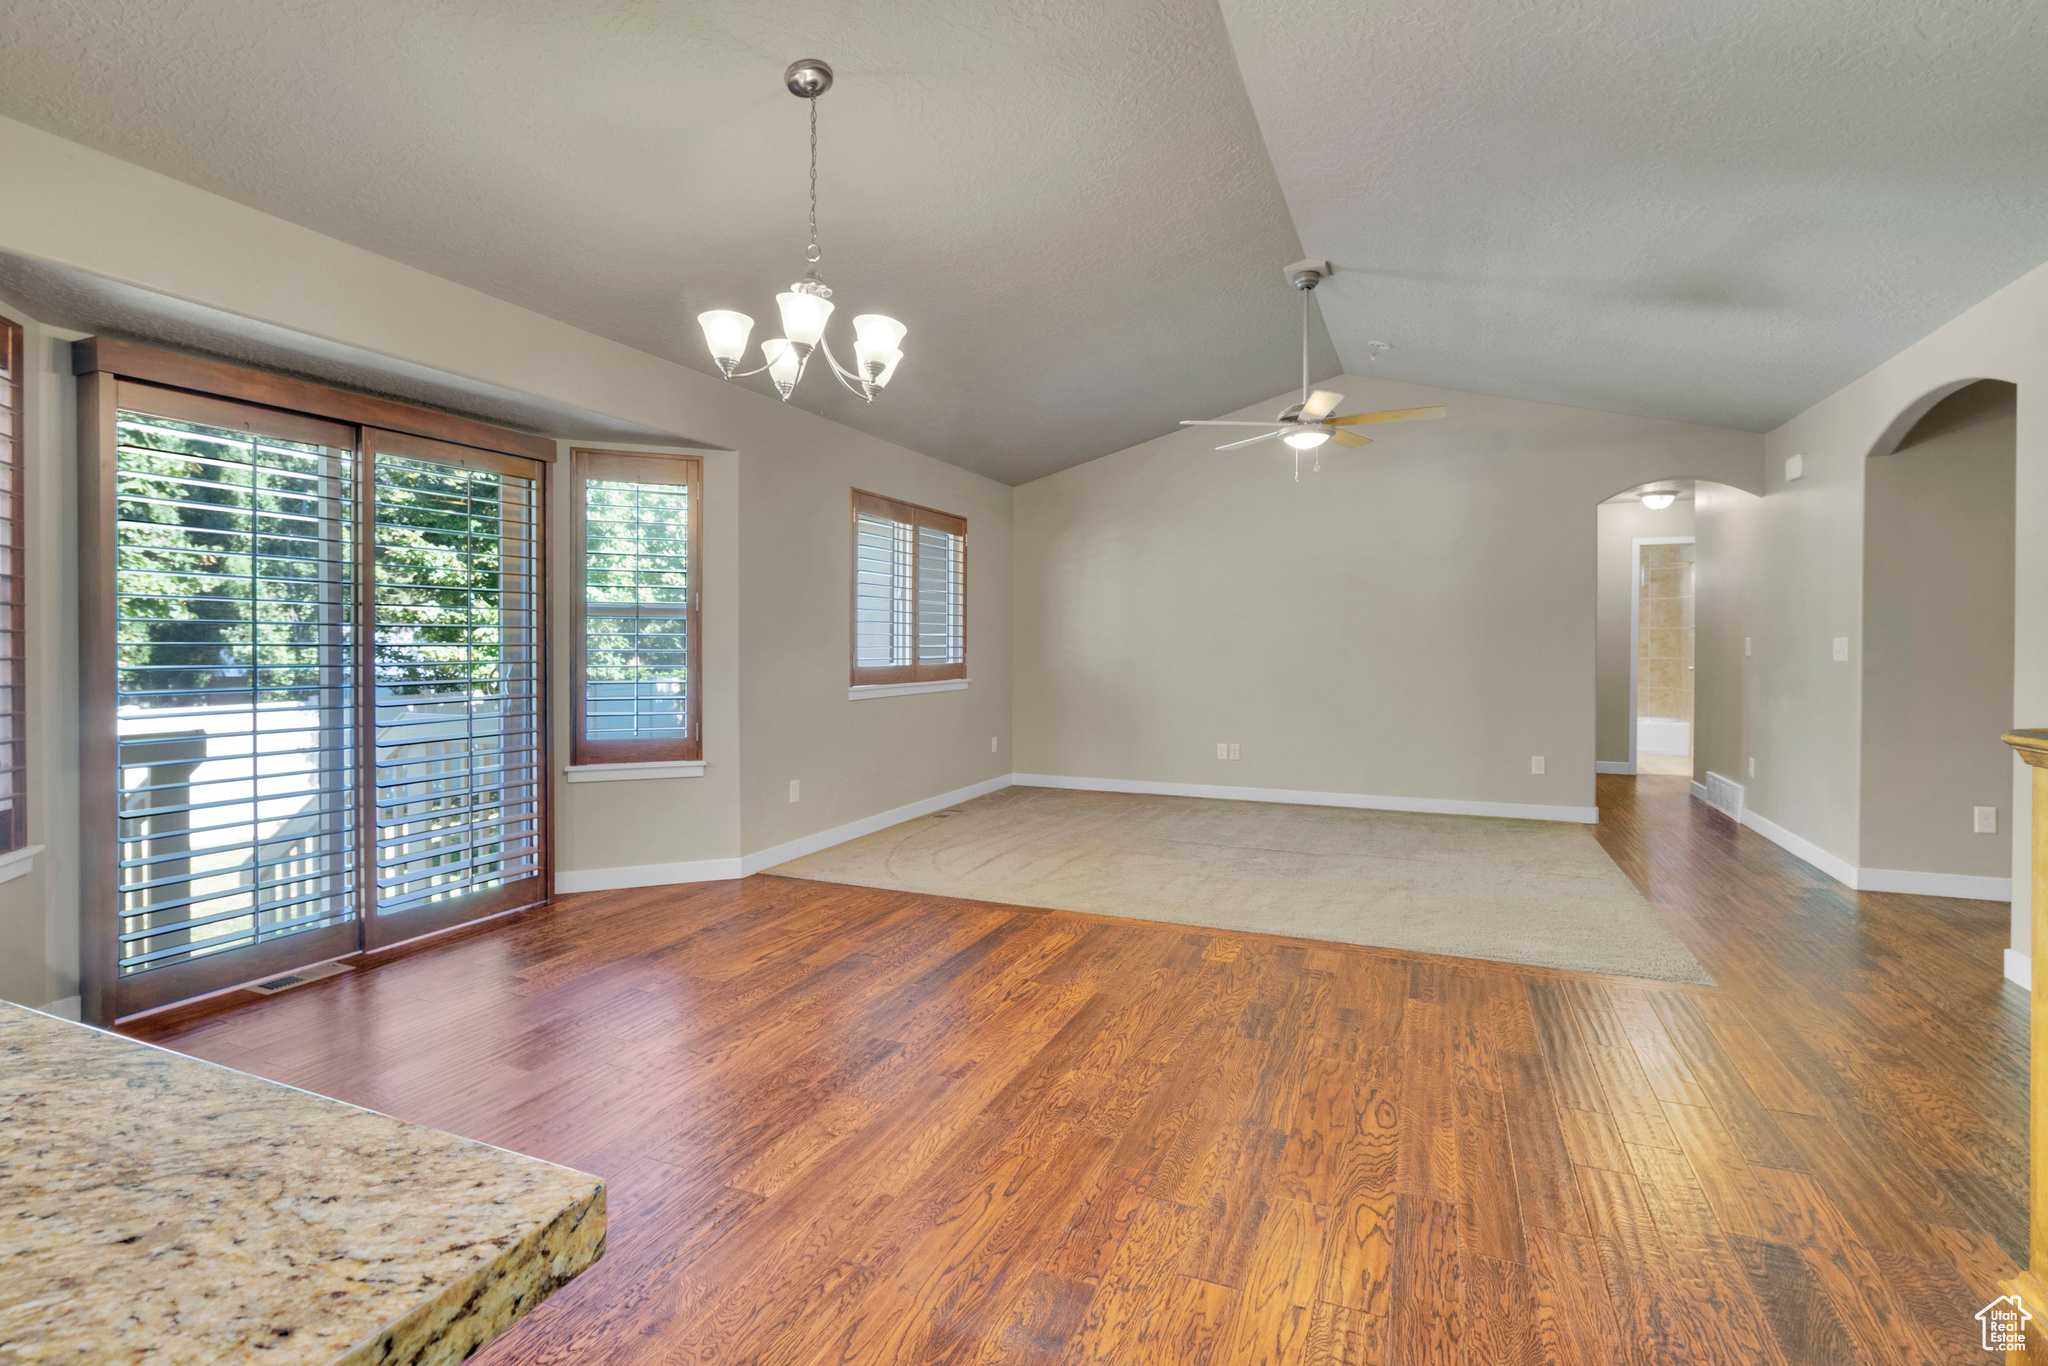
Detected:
left=0, top=1000, right=604, bottom=1364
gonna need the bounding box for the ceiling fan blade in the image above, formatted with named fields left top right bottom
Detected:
left=1301, top=390, right=1344, bottom=420
left=1330, top=430, right=1373, bottom=449
left=1329, top=404, right=1447, bottom=427
left=1216, top=430, right=1284, bottom=451
left=1180, top=420, right=1289, bottom=427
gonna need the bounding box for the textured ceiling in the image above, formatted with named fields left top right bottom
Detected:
left=1216, top=0, right=2048, bottom=432
left=1, top=2, right=2043, bottom=481
left=0, top=0, right=1331, bottom=484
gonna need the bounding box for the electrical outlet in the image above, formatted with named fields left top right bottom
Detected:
left=1975, top=806, right=1998, bottom=834
left=1831, top=636, right=1849, bottom=662
left=991, top=736, right=999, bottom=753
left=788, top=779, right=800, bottom=803
left=1229, top=743, right=1240, bottom=760
left=1216, top=743, right=1229, bottom=760
left=1744, top=636, right=1752, bottom=657
left=1531, top=756, right=1545, bottom=775
left=1748, top=756, right=1756, bottom=778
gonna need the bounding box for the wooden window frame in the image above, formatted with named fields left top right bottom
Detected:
left=849, top=489, right=967, bottom=687
left=569, top=449, right=703, bottom=766
left=76, top=339, right=554, bottom=1025
left=0, top=312, right=25, bottom=856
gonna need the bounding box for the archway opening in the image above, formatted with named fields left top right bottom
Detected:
left=1858, top=379, right=2016, bottom=897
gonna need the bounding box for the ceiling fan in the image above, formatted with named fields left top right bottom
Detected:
left=1181, top=260, right=1445, bottom=478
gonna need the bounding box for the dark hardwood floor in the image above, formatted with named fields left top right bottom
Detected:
left=128, top=774, right=2028, bottom=1364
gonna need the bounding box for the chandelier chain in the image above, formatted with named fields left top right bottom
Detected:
left=806, top=96, right=821, bottom=266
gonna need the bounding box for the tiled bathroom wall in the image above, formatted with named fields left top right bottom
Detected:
left=1637, top=542, right=1695, bottom=723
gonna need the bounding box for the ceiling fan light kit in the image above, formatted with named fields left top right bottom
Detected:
left=697, top=59, right=906, bottom=403
left=1179, top=259, right=1447, bottom=479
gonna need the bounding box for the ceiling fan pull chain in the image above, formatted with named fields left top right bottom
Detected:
left=807, top=97, right=821, bottom=266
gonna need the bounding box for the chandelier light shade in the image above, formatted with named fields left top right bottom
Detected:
left=1283, top=429, right=1330, bottom=451
left=697, top=310, right=754, bottom=375
left=697, top=59, right=907, bottom=403
left=1641, top=490, right=1676, bottom=509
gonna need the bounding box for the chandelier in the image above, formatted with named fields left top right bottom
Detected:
left=697, top=59, right=906, bottom=403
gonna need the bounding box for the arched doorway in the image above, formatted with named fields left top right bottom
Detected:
left=1858, top=379, right=2017, bottom=899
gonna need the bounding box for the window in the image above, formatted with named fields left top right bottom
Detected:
left=571, top=450, right=701, bottom=764
left=0, top=313, right=22, bottom=854
left=850, top=489, right=965, bottom=687
left=78, top=338, right=555, bottom=1023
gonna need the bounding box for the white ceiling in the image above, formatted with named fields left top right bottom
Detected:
left=1, top=0, right=2044, bottom=481
left=1218, top=0, right=2048, bottom=432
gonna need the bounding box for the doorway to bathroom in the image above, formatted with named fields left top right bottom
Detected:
left=1631, top=536, right=1695, bottom=775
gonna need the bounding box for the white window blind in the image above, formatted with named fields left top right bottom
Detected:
left=850, top=491, right=965, bottom=685
left=113, top=405, right=357, bottom=976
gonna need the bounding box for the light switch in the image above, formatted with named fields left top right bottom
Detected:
left=1976, top=806, right=1998, bottom=834
left=1832, top=636, right=1850, bottom=661
left=1748, top=757, right=1756, bottom=778
left=1744, top=637, right=1752, bottom=657
left=991, top=736, right=999, bottom=753
left=1785, top=453, right=1806, bottom=481
left=1216, top=743, right=1229, bottom=760
left=1531, top=756, right=1545, bottom=775
left=789, top=779, right=801, bottom=803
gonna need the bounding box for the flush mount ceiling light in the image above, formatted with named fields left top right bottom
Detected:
left=1179, top=261, right=1446, bottom=480
left=1641, top=490, right=1677, bottom=510
left=697, top=59, right=906, bottom=403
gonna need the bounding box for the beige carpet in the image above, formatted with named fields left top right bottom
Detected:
left=770, top=786, right=1711, bottom=985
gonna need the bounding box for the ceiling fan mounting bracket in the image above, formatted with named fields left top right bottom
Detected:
left=1285, top=259, right=1331, bottom=291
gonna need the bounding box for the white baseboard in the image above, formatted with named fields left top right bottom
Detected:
left=1690, top=780, right=1711, bottom=803
left=33, top=995, right=80, bottom=1020
left=1855, top=867, right=2012, bottom=901
left=2006, top=947, right=2031, bottom=990
left=740, top=773, right=1016, bottom=875
left=1737, top=805, right=2012, bottom=900
left=554, top=856, right=744, bottom=894
left=1737, top=806, right=1860, bottom=887
left=1012, top=773, right=1598, bottom=824
left=1595, top=760, right=1635, bottom=774
left=552, top=773, right=1017, bottom=893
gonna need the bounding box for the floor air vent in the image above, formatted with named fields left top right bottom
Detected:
left=247, top=961, right=353, bottom=996
left=1702, top=771, right=1744, bottom=820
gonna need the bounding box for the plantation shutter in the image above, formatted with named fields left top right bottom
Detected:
left=572, top=450, right=702, bottom=765
left=108, top=383, right=360, bottom=997
left=850, top=491, right=965, bottom=686
left=365, top=431, right=545, bottom=943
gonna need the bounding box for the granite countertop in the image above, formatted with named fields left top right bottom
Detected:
left=0, top=1001, right=604, bottom=1365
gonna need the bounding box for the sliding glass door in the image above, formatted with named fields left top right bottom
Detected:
left=88, top=390, right=548, bottom=1018
left=364, top=431, right=545, bottom=947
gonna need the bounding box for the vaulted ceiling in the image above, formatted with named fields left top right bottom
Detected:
left=0, top=0, right=2042, bottom=483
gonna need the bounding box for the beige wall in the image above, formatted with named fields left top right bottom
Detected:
left=0, top=296, right=82, bottom=1008
left=1013, top=374, right=1762, bottom=816
left=0, top=116, right=1012, bottom=1004
left=1858, top=381, right=2015, bottom=880
left=1747, top=256, right=2048, bottom=958
left=737, top=438, right=1012, bottom=857
left=1595, top=498, right=1695, bottom=766
left=1693, top=481, right=1761, bottom=794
